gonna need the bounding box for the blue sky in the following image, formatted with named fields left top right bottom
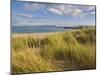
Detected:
left=12, top=0, right=96, bottom=26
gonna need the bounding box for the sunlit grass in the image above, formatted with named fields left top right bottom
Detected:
left=12, top=27, right=96, bottom=74
left=12, top=48, right=59, bottom=74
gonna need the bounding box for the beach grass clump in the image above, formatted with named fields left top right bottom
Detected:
left=40, top=33, right=95, bottom=69
left=12, top=37, right=42, bottom=51
left=25, top=37, right=41, bottom=48
left=12, top=27, right=96, bottom=74
left=12, top=37, right=28, bottom=51
left=12, top=48, right=58, bottom=74
left=72, top=28, right=96, bottom=44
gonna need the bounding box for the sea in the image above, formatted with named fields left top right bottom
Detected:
left=12, top=26, right=72, bottom=33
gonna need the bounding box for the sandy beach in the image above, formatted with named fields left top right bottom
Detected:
left=12, top=32, right=60, bottom=39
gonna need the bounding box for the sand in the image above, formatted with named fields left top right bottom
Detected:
left=12, top=32, right=60, bottom=39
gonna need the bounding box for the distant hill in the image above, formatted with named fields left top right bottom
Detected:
left=12, top=25, right=94, bottom=29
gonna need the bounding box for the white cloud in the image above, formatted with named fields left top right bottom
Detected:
left=16, top=13, right=32, bottom=18
left=91, top=11, right=95, bottom=15
left=17, top=3, right=95, bottom=18
left=48, top=8, right=63, bottom=15
left=12, top=16, right=70, bottom=26
left=19, top=3, right=45, bottom=11
left=71, top=9, right=84, bottom=18
left=47, top=4, right=90, bottom=18
left=87, top=6, right=95, bottom=11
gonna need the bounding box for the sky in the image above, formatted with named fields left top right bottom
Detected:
left=12, top=0, right=96, bottom=26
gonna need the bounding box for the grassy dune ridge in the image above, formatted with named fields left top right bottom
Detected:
left=12, top=27, right=96, bottom=74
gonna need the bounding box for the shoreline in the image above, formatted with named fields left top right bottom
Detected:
left=12, top=27, right=94, bottom=39
left=12, top=28, right=80, bottom=39
left=12, top=32, right=61, bottom=39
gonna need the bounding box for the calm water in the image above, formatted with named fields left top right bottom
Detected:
left=12, top=26, right=72, bottom=33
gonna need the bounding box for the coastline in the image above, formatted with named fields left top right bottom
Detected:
left=12, top=32, right=61, bottom=39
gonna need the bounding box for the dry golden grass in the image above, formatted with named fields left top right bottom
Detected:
left=12, top=27, right=96, bottom=74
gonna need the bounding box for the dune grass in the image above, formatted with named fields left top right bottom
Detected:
left=12, top=27, right=96, bottom=74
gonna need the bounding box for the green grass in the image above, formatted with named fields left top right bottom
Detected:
left=12, top=27, right=96, bottom=74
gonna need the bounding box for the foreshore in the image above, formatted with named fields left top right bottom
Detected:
left=12, top=32, right=60, bottom=39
